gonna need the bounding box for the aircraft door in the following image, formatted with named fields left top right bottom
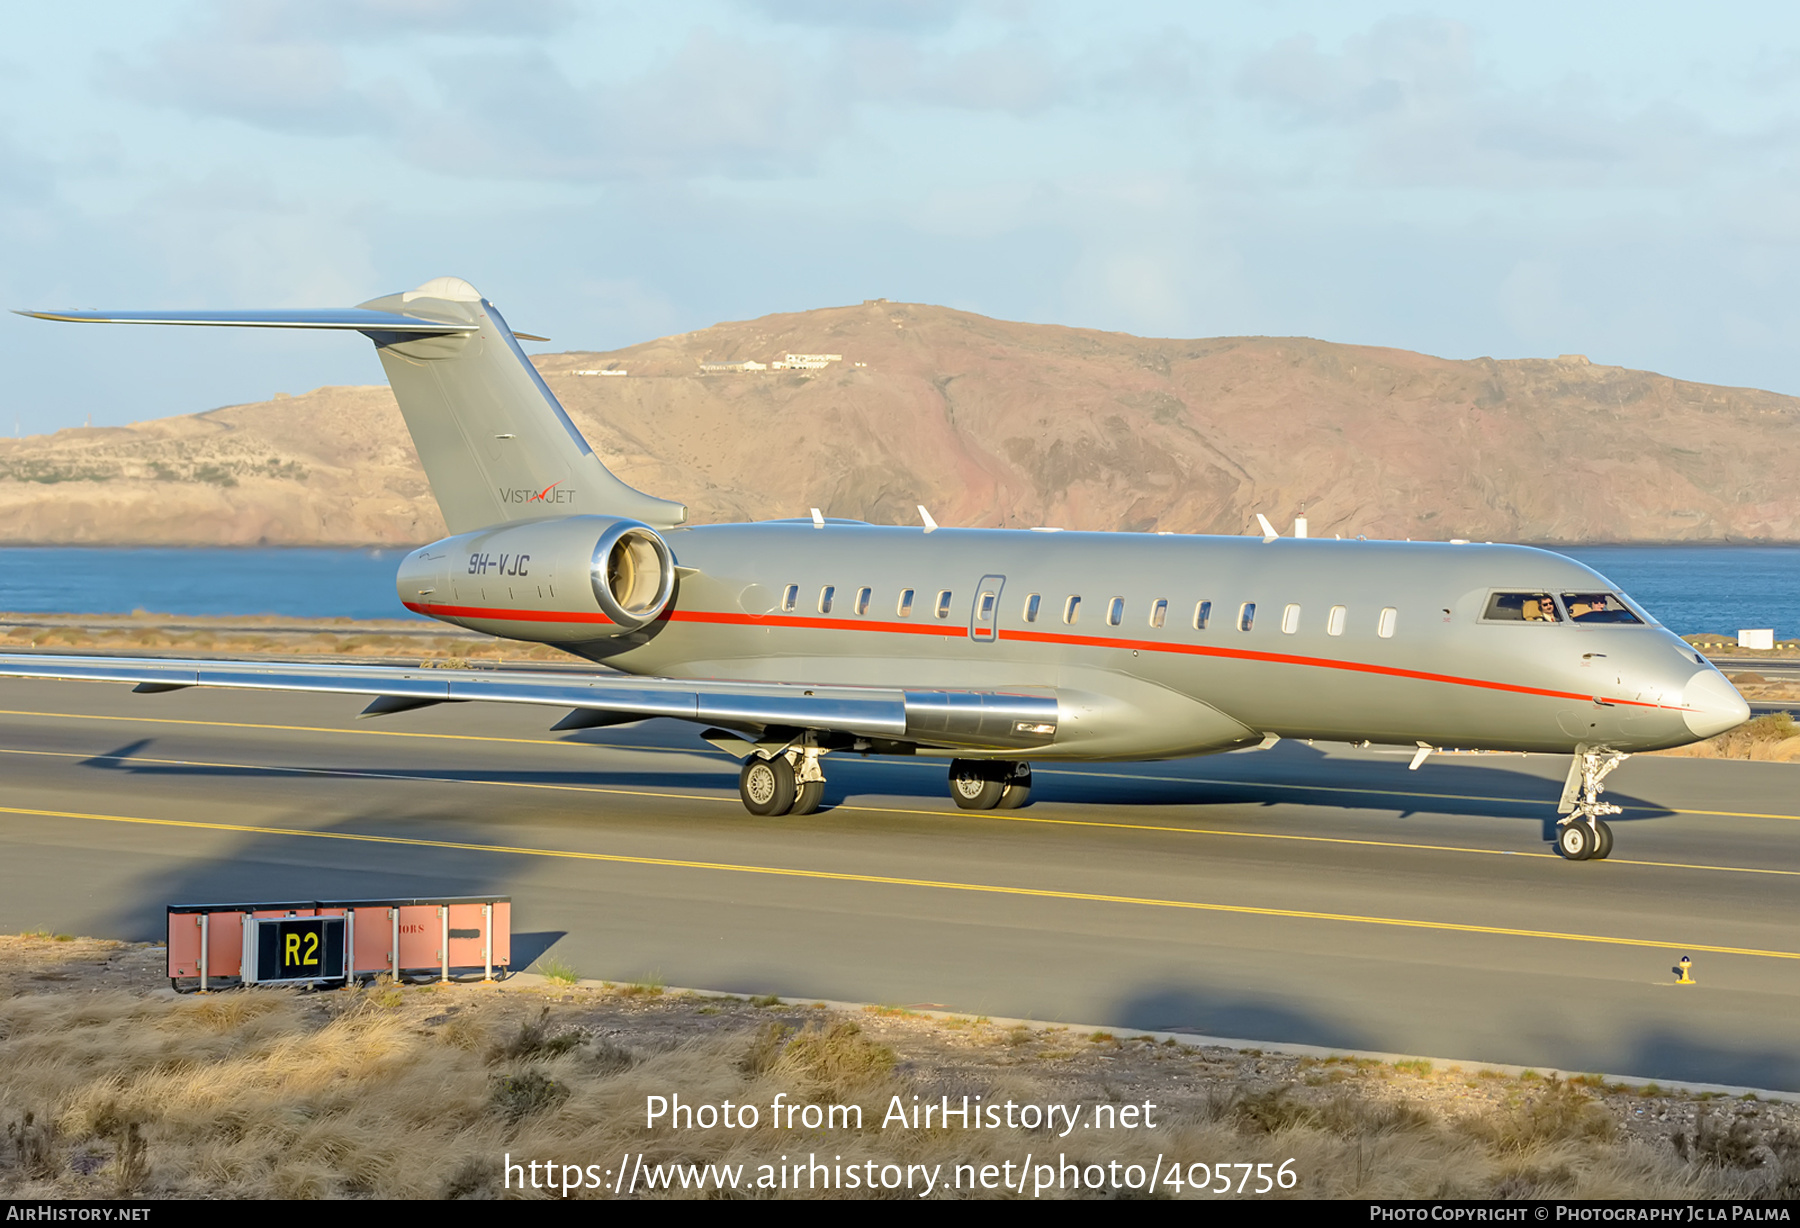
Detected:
left=970, top=575, right=1006, bottom=642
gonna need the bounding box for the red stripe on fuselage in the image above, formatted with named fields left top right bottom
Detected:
left=403, top=601, right=615, bottom=625
left=664, top=609, right=1685, bottom=711
left=401, top=600, right=1686, bottom=712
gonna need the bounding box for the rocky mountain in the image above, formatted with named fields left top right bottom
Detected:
left=2, top=301, right=1796, bottom=544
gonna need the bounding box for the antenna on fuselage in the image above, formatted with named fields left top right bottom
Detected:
left=918, top=505, right=939, bottom=533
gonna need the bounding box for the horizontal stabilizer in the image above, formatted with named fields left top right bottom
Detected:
left=15, top=308, right=476, bottom=335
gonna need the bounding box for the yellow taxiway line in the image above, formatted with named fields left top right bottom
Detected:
left=0, top=738, right=1792, bottom=878
left=2, top=801, right=1797, bottom=963
left=2, top=704, right=1799, bottom=824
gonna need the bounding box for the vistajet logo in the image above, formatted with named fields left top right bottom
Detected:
left=500, top=481, right=575, bottom=505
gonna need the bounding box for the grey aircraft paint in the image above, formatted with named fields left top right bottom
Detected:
left=9, top=279, right=1750, bottom=855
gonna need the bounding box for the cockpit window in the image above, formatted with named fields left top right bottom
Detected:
left=1483, top=592, right=1561, bottom=623
left=1561, top=592, right=1643, bottom=624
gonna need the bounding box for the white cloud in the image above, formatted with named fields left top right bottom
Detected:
left=1237, top=17, right=1724, bottom=189
left=108, top=5, right=1211, bottom=185
left=735, top=0, right=970, bottom=32
left=1496, top=257, right=1589, bottom=352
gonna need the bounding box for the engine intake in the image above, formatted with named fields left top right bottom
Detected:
left=591, top=521, right=675, bottom=629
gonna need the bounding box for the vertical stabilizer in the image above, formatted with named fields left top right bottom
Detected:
left=17, top=276, right=688, bottom=535
left=357, top=278, right=685, bottom=533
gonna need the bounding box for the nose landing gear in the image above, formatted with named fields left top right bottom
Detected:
left=1554, top=817, right=1614, bottom=861
left=1555, top=746, right=1627, bottom=861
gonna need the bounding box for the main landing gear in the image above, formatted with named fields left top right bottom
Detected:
left=947, top=759, right=1032, bottom=810
left=1554, top=746, right=1627, bottom=861
left=738, top=746, right=826, bottom=817
left=733, top=748, right=1034, bottom=816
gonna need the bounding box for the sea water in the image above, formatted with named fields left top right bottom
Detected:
left=0, top=544, right=1793, bottom=638
left=0, top=547, right=423, bottom=622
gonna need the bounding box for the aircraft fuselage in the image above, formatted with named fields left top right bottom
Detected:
left=399, top=520, right=1738, bottom=761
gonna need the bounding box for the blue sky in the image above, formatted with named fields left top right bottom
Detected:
left=6, top=1, right=1800, bottom=434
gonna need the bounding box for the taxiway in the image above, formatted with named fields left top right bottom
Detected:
left=0, top=677, right=1795, bottom=1089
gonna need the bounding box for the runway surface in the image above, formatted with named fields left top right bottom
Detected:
left=1, top=677, right=1796, bottom=1090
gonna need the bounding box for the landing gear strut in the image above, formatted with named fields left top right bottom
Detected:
left=1555, top=746, right=1626, bottom=861
left=737, top=740, right=828, bottom=816
left=948, top=759, right=1032, bottom=810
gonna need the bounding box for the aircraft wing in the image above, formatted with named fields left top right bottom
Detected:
left=0, top=653, right=1060, bottom=752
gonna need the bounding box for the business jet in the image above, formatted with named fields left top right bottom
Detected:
left=7, top=278, right=1748, bottom=860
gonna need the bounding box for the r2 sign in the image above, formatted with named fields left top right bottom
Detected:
left=249, top=916, right=347, bottom=985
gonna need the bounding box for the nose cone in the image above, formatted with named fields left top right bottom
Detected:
left=1684, top=669, right=1751, bottom=740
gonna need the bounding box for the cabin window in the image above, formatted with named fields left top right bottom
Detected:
left=1063, top=596, right=1081, bottom=624
left=935, top=590, right=953, bottom=619
left=1483, top=592, right=1561, bottom=623
left=1024, top=593, right=1042, bottom=623
left=1560, top=592, right=1644, bottom=624
left=1108, top=597, right=1125, bottom=626
left=1194, top=600, right=1211, bottom=631
left=818, top=585, right=835, bottom=614
left=1327, top=605, right=1346, bottom=636
left=897, top=589, right=915, bottom=617
left=1149, top=599, right=1168, bottom=629
left=1281, top=603, right=1300, bottom=634
left=782, top=584, right=799, bottom=613
left=978, top=591, right=997, bottom=621
left=855, top=586, right=871, bottom=615
left=1238, top=602, right=1256, bottom=632
left=1378, top=607, right=1397, bottom=638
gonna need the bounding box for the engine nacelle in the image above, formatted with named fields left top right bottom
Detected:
left=397, top=515, right=676, bottom=641
left=588, top=518, right=677, bottom=627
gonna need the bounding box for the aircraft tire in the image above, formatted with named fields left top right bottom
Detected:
left=949, top=760, right=1005, bottom=810
left=740, top=755, right=796, bottom=816
left=1592, top=819, right=1614, bottom=860
left=1555, top=821, right=1594, bottom=861
left=995, top=765, right=1032, bottom=809
left=789, top=779, right=825, bottom=816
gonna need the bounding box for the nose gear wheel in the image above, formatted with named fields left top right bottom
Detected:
left=1556, top=821, right=1594, bottom=861
left=1556, top=747, right=1626, bottom=861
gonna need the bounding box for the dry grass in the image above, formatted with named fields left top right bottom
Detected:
left=3, top=937, right=1799, bottom=1199
left=1654, top=712, right=1800, bottom=761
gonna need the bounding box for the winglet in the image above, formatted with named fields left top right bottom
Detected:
left=918, top=505, right=939, bottom=533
